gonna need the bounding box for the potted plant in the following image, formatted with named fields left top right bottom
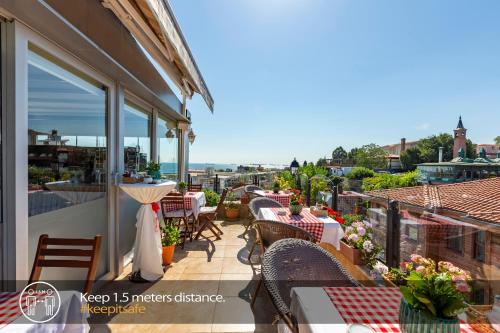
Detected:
left=273, top=180, right=280, bottom=194
left=394, top=255, right=471, bottom=333
left=146, top=161, right=161, bottom=180
left=289, top=189, right=304, bottom=215
left=161, top=224, right=180, bottom=265
left=224, top=192, right=240, bottom=219
left=340, top=220, right=380, bottom=267
left=177, top=181, right=187, bottom=194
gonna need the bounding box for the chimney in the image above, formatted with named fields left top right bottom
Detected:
left=438, top=147, right=444, bottom=163
left=400, top=138, right=406, bottom=153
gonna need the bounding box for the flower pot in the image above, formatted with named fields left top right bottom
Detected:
left=289, top=204, right=303, bottom=215
left=162, top=245, right=176, bottom=266
left=399, top=298, right=460, bottom=333
left=339, top=240, right=364, bottom=265
left=225, top=207, right=240, bottom=219
left=273, top=187, right=280, bottom=194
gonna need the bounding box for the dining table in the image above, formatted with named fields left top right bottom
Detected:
left=162, top=191, right=207, bottom=220
left=0, top=290, right=89, bottom=333
left=119, top=181, right=176, bottom=281
left=254, top=190, right=293, bottom=207
left=257, top=207, right=344, bottom=250
left=286, top=287, right=479, bottom=333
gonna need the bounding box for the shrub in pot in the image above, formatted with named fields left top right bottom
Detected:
left=288, top=189, right=304, bottom=215
left=224, top=192, right=240, bottom=219
left=341, top=220, right=380, bottom=268
left=203, top=189, right=220, bottom=207
left=177, top=181, right=187, bottom=194
left=273, top=180, right=280, bottom=194
left=161, top=224, right=180, bottom=266
left=146, top=161, right=161, bottom=180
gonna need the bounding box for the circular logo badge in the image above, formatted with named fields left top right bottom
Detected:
left=19, top=282, right=61, bottom=323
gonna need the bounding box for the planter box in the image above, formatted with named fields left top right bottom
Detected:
left=339, top=240, right=364, bottom=265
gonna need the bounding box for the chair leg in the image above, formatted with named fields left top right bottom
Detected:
left=196, top=216, right=221, bottom=240
left=247, top=241, right=257, bottom=262
left=213, top=222, right=223, bottom=235
left=250, top=277, right=262, bottom=308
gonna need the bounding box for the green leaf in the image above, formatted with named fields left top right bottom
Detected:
left=442, top=298, right=466, bottom=318
left=414, top=293, right=436, bottom=316
left=400, top=286, right=417, bottom=306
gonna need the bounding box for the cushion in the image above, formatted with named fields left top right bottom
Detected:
left=164, top=210, right=193, bottom=218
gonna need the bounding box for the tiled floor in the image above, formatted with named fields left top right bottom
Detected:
left=90, top=217, right=277, bottom=333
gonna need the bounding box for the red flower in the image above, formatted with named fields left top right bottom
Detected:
left=335, top=216, right=345, bottom=224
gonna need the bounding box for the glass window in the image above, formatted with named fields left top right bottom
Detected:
left=27, top=47, right=109, bottom=279
left=446, top=226, right=464, bottom=254
left=28, top=49, right=107, bottom=216
left=157, top=114, right=178, bottom=180
left=474, top=230, right=486, bottom=262
left=123, top=102, right=151, bottom=172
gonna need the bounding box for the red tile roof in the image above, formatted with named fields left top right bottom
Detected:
left=367, top=178, right=500, bottom=223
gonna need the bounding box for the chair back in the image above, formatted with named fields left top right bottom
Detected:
left=161, top=192, right=187, bottom=222
left=244, top=185, right=264, bottom=200
left=216, top=187, right=230, bottom=212
left=248, top=197, right=283, bottom=219
left=254, top=220, right=313, bottom=248
left=29, top=234, right=102, bottom=294
left=261, top=238, right=358, bottom=324
left=188, top=184, right=203, bottom=192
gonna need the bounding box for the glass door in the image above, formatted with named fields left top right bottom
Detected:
left=26, top=48, right=110, bottom=282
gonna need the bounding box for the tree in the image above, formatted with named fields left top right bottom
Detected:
left=495, top=136, right=500, bottom=146
left=400, top=147, right=423, bottom=171
left=355, top=144, right=387, bottom=169
left=348, top=148, right=359, bottom=164
left=466, top=139, right=477, bottom=159
left=418, top=133, right=454, bottom=163
left=332, top=146, right=348, bottom=162
left=316, top=158, right=328, bottom=167
left=303, top=160, right=308, bottom=167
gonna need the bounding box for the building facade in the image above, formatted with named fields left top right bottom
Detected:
left=0, top=0, right=212, bottom=284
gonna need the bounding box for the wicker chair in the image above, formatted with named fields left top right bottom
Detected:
left=248, top=219, right=313, bottom=262
left=255, top=238, right=359, bottom=331
left=244, top=185, right=264, bottom=201
left=245, top=197, right=284, bottom=235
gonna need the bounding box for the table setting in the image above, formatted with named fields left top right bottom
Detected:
left=257, top=207, right=344, bottom=250
left=254, top=190, right=293, bottom=207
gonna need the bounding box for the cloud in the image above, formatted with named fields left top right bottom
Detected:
left=415, top=123, right=430, bottom=131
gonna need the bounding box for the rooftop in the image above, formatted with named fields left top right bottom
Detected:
left=367, top=177, right=500, bottom=223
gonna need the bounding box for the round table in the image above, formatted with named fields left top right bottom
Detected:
left=119, top=181, right=176, bottom=281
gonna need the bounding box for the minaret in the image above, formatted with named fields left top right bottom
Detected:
left=453, top=116, right=467, bottom=158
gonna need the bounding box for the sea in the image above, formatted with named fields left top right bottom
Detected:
left=160, top=162, right=286, bottom=174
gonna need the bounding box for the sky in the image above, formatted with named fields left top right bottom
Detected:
left=169, top=0, right=500, bottom=165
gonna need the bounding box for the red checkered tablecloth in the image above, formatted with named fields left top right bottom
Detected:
left=262, top=191, right=292, bottom=207
left=269, top=207, right=324, bottom=242
left=323, top=287, right=478, bottom=333
left=0, top=291, right=46, bottom=329
left=162, top=192, right=198, bottom=212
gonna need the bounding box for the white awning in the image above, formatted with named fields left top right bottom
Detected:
left=102, top=0, right=214, bottom=112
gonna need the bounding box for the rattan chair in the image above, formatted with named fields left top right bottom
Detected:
left=245, top=197, right=284, bottom=234
left=244, top=185, right=264, bottom=201
left=248, top=219, right=314, bottom=263
left=195, top=187, right=229, bottom=240
left=255, top=238, right=359, bottom=331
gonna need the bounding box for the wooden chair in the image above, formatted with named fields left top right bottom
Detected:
left=29, top=234, right=102, bottom=294
left=195, top=187, right=229, bottom=240
left=188, top=184, right=203, bottom=192
left=161, top=192, right=195, bottom=248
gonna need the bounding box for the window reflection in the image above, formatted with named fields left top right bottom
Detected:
left=123, top=102, right=151, bottom=172
left=157, top=115, right=178, bottom=180
left=27, top=50, right=107, bottom=216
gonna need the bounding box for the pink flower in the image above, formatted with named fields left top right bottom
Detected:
left=357, top=226, right=366, bottom=236
left=456, top=282, right=471, bottom=293
left=415, top=266, right=425, bottom=274
left=348, top=234, right=359, bottom=242
left=411, top=254, right=423, bottom=263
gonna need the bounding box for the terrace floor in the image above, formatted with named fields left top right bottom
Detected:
left=90, top=214, right=277, bottom=333
left=89, top=210, right=376, bottom=333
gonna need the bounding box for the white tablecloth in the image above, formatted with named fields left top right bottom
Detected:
left=257, top=208, right=344, bottom=250
left=190, top=192, right=206, bottom=219
left=278, top=287, right=347, bottom=333
left=119, top=181, right=176, bottom=281
left=0, top=291, right=89, bottom=333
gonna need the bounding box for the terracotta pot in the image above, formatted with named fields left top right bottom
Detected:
left=339, top=240, right=364, bottom=265
left=162, top=245, right=176, bottom=265
left=240, top=194, right=250, bottom=205
left=225, top=207, right=240, bottom=219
